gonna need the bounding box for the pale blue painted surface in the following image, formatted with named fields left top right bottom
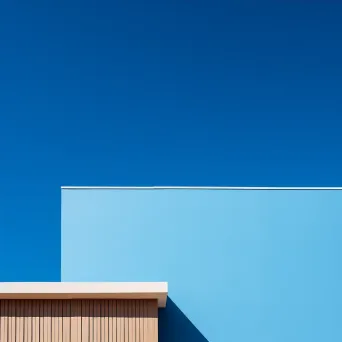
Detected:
left=61, top=189, right=342, bottom=342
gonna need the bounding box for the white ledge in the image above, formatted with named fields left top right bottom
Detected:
left=0, top=282, right=168, bottom=308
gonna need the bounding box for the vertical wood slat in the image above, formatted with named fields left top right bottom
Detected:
left=43, top=300, right=47, bottom=342
left=16, top=300, right=23, bottom=342
left=154, top=300, right=158, bottom=342
left=135, top=300, right=138, bottom=342
left=81, top=300, right=89, bottom=342
left=54, top=300, right=60, bottom=342
left=143, top=300, right=148, bottom=342
left=10, top=300, right=15, bottom=342
left=100, top=300, right=105, bottom=342
left=116, top=300, right=120, bottom=342
left=121, top=300, right=124, bottom=342
left=71, top=299, right=81, bottom=342
left=128, top=300, right=131, bottom=342
left=113, top=300, right=117, bottom=342
left=5, top=301, right=9, bottom=342
left=130, top=300, right=134, bottom=342
left=26, top=300, right=32, bottom=342
left=147, top=300, right=152, bottom=342
left=148, top=300, right=153, bottom=342
left=150, top=300, right=158, bottom=342
left=39, top=300, right=44, bottom=342
left=129, top=300, right=134, bottom=342
left=117, top=300, right=121, bottom=342
left=7, top=300, right=11, bottom=342
left=104, top=299, right=109, bottom=342
left=125, top=300, right=132, bottom=342
left=1, top=301, right=8, bottom=342
left=89, top=300, right=94, bottom=342
left=32, top=300, right=39, bottom=342
left=94, top=299, right=101, bottom=342
left=139, top=300, right=143, bottom=342
left=77, top=300, right=82, bottom=342
left=71, top=300, right=76, bottom=342
left=0, top=298, right=158, bottom=342
left=124, top=300, right=128, bottom=342
left=109, top=300, right=116, bottom=342
left=108, top=300, right=113, bottom=342
left=58, top=300, right=63, bottom=342
left=63, top=300, right=70, bottom=342
left=51, top=300, right=56, bottom=342
left=44, top=300, right=51, bottom=342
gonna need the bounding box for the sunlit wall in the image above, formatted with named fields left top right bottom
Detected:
left=61, top=188, right=342, bottom=342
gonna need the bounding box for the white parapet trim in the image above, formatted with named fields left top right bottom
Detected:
left=0, top=282, right=168, bottom=308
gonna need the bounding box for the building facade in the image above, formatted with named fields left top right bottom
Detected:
left=61, top=187, right=342, bottom=342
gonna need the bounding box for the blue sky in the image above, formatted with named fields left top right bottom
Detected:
left=0, top=1, right=342, bottom=281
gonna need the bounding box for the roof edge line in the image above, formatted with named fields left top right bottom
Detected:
left=61, top=186, right=342, bottom=190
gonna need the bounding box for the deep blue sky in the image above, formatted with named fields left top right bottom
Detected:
left=0, top=1, right=342, bottom=281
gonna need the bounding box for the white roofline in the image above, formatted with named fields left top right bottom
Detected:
left=61, top=186, right=342, bottom=190
left=0, top=282, right=168, bottom=308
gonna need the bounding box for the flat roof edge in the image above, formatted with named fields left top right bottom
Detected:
left=0, top=282, right=168, bottom=308
left=61, top=186, right=342, bottom=190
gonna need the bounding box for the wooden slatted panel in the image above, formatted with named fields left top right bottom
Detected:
left=0, top=299, right=158, bottom=342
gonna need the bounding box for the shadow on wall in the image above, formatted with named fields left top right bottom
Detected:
left=159, top=297, right=209, bottom=342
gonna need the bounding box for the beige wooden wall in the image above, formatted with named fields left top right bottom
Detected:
left=0, top=299, right=158, bottom=342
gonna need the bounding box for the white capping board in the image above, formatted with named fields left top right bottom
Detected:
left=0, top=282, right=168, bottom=308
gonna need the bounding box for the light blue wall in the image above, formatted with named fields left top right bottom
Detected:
left=61, top=189, right=342, bottom=342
